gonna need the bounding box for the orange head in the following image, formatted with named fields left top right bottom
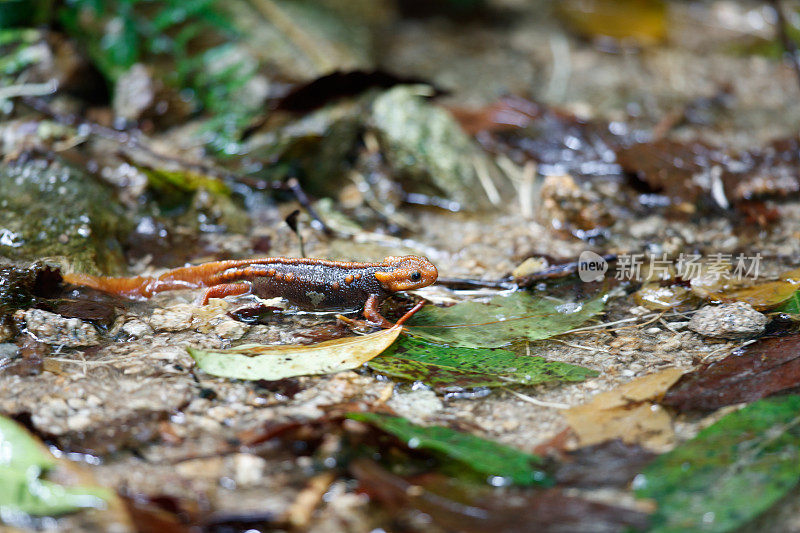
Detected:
left=374, top=256, right=438, bottom=292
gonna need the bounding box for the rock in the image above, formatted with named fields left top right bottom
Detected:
left=149, top=305, right=194, bottom=332
left=121, top=318, right=154, bottom=338
left=0, top=159, right=130, bottom=274
left=371, top=85, right=503, bottom=209
left=17, top=308, right=101, bottom=347
left=688, top=303, right=767, bottom=339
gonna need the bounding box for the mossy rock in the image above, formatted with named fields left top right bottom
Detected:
left=0, top=159, right=130, bottom=274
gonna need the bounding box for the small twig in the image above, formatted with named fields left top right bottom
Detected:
left=503, top=387, right=571, bottom=409
left=0, top=79, right=57, bottom=100
left=770, top=0, right=800, bottom=91
left=473, top=154, right=502, bottom=205
left=552, top=338, right=610, bottom=353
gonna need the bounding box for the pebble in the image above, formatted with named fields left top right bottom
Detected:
left=688, top=302, right=767, bottom=339
left=387, top=388, right=444, bottom=424
left=149, top=305, right=194, bottom=332
left=16, top=308, right=100, bottom=347
left=121, top=318, right=154, bottom=338
left=232, top=453, right=267, bottom=487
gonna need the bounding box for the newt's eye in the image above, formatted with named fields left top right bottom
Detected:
left=410, top=271, right=422, bottom=282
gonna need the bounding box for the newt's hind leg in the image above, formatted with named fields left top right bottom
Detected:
left=201, top=282, right=252, bottom=305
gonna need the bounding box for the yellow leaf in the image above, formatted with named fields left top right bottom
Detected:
left=188, top=325, right=403, bottom=380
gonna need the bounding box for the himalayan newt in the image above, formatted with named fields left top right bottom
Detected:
left=63, top=256, right=438, bottom=327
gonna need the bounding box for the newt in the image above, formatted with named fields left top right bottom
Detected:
left=63, top=256, right=438, bottom=327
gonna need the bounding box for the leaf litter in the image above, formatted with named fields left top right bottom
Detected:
left=662, top=334, right=800, bottom=411
left=405, top=290, right=606, bottom=348
left=563, top=368, right=684, bottom=450
left=0, top=415, right=112, bottom=519
left=637, top=395, right=800, bottom=533
left=368, top=336, right=598, bottom=392
left=347, top=412, right=552, bottom=487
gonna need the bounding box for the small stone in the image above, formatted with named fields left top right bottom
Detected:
left=19, top=308, right=100, bottom=347
left=232, top=453, right=266, bottom=487
left=387, top=388, right=443, bottom=425
left=149, top=305, right=194, bottom=332
left=210, top=318, right=248, bottom=340
left=0, top=323, right=14, bottom=342
left=66, top=412, right=92, bottom=431
left=121, top=318, right=153, bottom=338
left=689, top=303, right=767, bottom=339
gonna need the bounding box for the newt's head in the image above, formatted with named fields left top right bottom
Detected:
left=375, top=256, right=438, bottom=292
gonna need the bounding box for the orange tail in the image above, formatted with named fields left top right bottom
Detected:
left=62, top=272, right=155, bottom=299
left=62, top=259, right=262, bottom=299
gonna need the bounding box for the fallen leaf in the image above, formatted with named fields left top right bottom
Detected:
left=636, top=395, right=800, bottom=532
left=0, top=415, right=111, bottom=518
left=556, top=0, right=668, bottom=45
left=368, top=336, right=598, bottom=392
left=405, top=291, right=606, bottom=348
left=351, top=458, right=649, bottom=533
left=579, top=367, right=684, bottom=408
left=187, top=325, right=403, bottom=380
left=662, top=334, right=800, bottom=411
left=347, top=412, right=551, bottom=486
left=708, top=267, right=800, bottom=310
left=553, top=439, right=656, bottom=488
left=714, top=281, right=800, bottom=310
left=616, top=136, right=800, bottom=218
left=563, top=368, right=683, bottom=450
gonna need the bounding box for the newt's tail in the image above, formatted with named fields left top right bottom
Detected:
left=62, top=259, right=256, bottom=299
left=62, top=272, right=156, bottom=299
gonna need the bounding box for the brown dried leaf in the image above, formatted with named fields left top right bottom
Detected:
left=563, top=368, right=683, bottom=450
left=662, top=334, right=800, bottom=411
left=553, top=439, right=656, bottom=488
left=350, top=458, right=649, bottom=533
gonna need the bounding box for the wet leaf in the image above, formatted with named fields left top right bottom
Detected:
left=347, top=412, right=551, bottom=486
left=636, top=395, right=800, bottom=532
left=777, top=291, right=800, bottom=314
left=456, top=96, right=622, bottom=182
left=563, top=368, right=683, bottom=449
left=188, top=325, right=403, bottom=380
left=556, top=0, right=667, bottom=45
left=616, top=136, right=800, bottom=218
left=715, top=281, right=800, bottom=311
left=553, top=440, right=656, bottom=488
left=662, top=334, right=800, bottom=412
left=710, top=267, right=800, bottom=311
left=276, top=70, right=434, bottom=112
left=368, top=336, right=598, bottom=392
left=405, top=291, right=605, bottom=348
left=0, top=416, right=110, bottom=517
left=351, top=458, right=649, bottom=533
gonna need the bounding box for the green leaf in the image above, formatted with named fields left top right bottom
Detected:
left=636, top=395, right=800, bottom=532
left=347, top=412, right=552, bottom=486
left=775, top=290, right=800, bottom=314
left=368, top=336, right=598, bottom=392
left=188, top=325, right=403, bottom=380
left=0, top=416, right=110, bottom=517
left=405, top=291, right=605, bottom=348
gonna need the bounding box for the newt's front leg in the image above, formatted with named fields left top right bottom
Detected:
left=201, top=282, right=252, bottom=305
left=362, top=294, right=394, bottom=328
